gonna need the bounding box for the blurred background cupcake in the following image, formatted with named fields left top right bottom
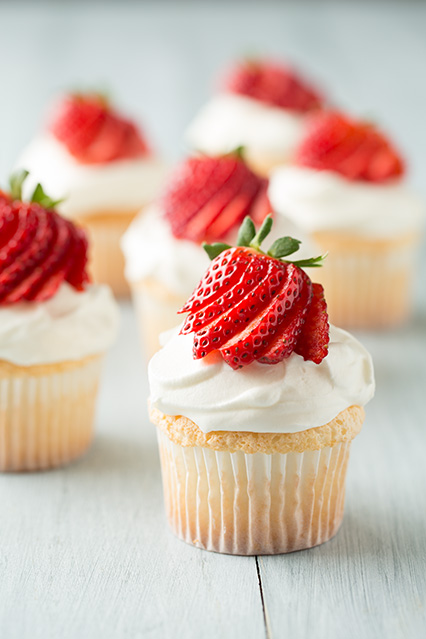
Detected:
left=269, top=111, right=425, bottom=328
left=0, top=172, right=118, bottom=471
left=16, top=92, right=168, bottom=297
left=185, top=57, right=325, bottom=177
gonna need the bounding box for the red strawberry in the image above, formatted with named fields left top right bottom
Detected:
left=294, top=283, right=329, bottom=364
left=296, top=111, right=404, bottom=183
left=221, top=60, right=322, bottom=113
left=219, top=263, right=304, bottom=369
left=178, top=215, right=329, bottom=369
left=162, top=154, right=270, bottom=243
left=0, top=171, right=89, bottom=304
left=50, top=93, right=149, bottom=164
left=193, top=258, right=287, bottom=359
left=259, top=272, right=313, bottom=364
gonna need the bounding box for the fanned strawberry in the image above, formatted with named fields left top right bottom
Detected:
left=0, top=171, right=89, bottom=304
left=181, top=250, right=269, bottom=333
left=180, top=247, right=256, bottom=315
left=296, top=111, right=404, bottom=183
left=179, top=215, right=329, bottom=369
left=294, top=283, right=329, bottom=364
left=220, top=263, right=303, bottom=369
left=193, top=258, right=286, bottom=358
left=162, top=153, right=270, bottom=243
left=50, top=93, right=149, bottom=164
left=221, top=59, right=323, bottom=113
left=259, top=272, right=313, bottom=364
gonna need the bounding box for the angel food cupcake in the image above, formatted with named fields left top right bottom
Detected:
left=148, top=217, right=374, bottom=555
left=16, top=93, right=167, bottom=296
left=186, top=59, right=324, bottom=177
left=269, top=111, right=424, bottom=328
left=0, top=173, right=118, bottom=471
left=122, top=151, right=275, bottom=358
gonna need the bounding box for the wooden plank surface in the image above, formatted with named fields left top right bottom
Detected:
left=0, top=3, right=425, bottom=638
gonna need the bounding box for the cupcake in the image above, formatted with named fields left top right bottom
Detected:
left=16, top=92, right=167, bottom=297
left=0, top=172, right=118, bottom=471
left=148, top=216, right=374, bottom=555
left=122, top=150, right=314, bottom=359
left=185, top=58, right=324, bottom=177
left=269, top=111, right=425, bottom=328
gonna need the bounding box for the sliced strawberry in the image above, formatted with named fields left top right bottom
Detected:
left=205, top=177, right=262, bottom=241
left=50, top=93, right=149, bottom=164
left=179, top=247, right=257, bottom=314
left=297, top=111, right=404, bottom=183
left=221, top=60, right=322, bottom=113
left=294, top=283, right=329, bottom=364
left=219, top=264, right=304, bottom=369
left=0, top=206, right=54, bottom=302
left=179, top=215, right=329, bottom=369
left=162, top=154, right=270, bottom=243
left=0, top=177, right=90, bottom=304
left=181, top=251, right=269, bottom=334
left=259, top=273, right=312, bottom=363
left=192, top=259, right=286, bottom=357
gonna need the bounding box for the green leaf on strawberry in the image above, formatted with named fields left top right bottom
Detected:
left=203, top=214, right=327, bottom=269
left=31, top=183, right=64, bottom=210
left=9, top=169, right=29, bottom=201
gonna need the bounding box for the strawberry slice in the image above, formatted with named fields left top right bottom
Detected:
left=192, top=259, right=286, bottom=358
left=220, top=264, right=304, bottom=369
left=297, top=111, right=404, bottom=183
left=162, top=154, right=270, bottom=243
left=205, top=178, right=264, bottom=241
left=259, top=272, right=312, bottom=364
left=50, top=93, right=149, bottom=164
left=181, top=251, right=269, bottom=334
left=221, top=59, right=322, bottom=113
left=294, top=283, right=329, bottom=364
left=179, top=247, right=257, bottom=314
left=0, top=173, right=90, bottom=304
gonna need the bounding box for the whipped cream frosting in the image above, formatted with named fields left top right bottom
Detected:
left=185, top=93, right=306, bottom=158
left=149, top=325, right=375, bottom=434
left=269, top=166, right=425, bottom=236
left=16, top=135, right=168, bottom=218
left=0, top=283, right=119, bottom=366
left=121, top=205, right=317, bottom=297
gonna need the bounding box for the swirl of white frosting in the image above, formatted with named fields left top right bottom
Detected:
left=149, top=325, right=375, bottom=434
left=0, top=283, right=119, bottom=366
left=16, top=135, right=168, bottom=218
left=185, top=93, right=306, bottom=158
left=121, top=205, right=318, bottom=296
left=269, top=166, right=425, bottom=236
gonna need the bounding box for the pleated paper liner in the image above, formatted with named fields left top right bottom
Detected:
left=312, top=230, right=420, bottom=329
left=153, top=406, right=364, bottom=555
left=0, top=355, right=103, bottom=472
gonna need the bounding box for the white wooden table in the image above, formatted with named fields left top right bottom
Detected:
left=0, top=3, right=425, bottom=638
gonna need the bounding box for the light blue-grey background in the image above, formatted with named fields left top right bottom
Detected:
left=0, top=3, right=425, bottom=639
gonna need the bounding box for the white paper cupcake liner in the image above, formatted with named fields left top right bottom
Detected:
left=157, top=429, right=351, bottom=555
left=0, top=356, right=103, bottom=472
left=314, top=234, right=418, bottom=328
